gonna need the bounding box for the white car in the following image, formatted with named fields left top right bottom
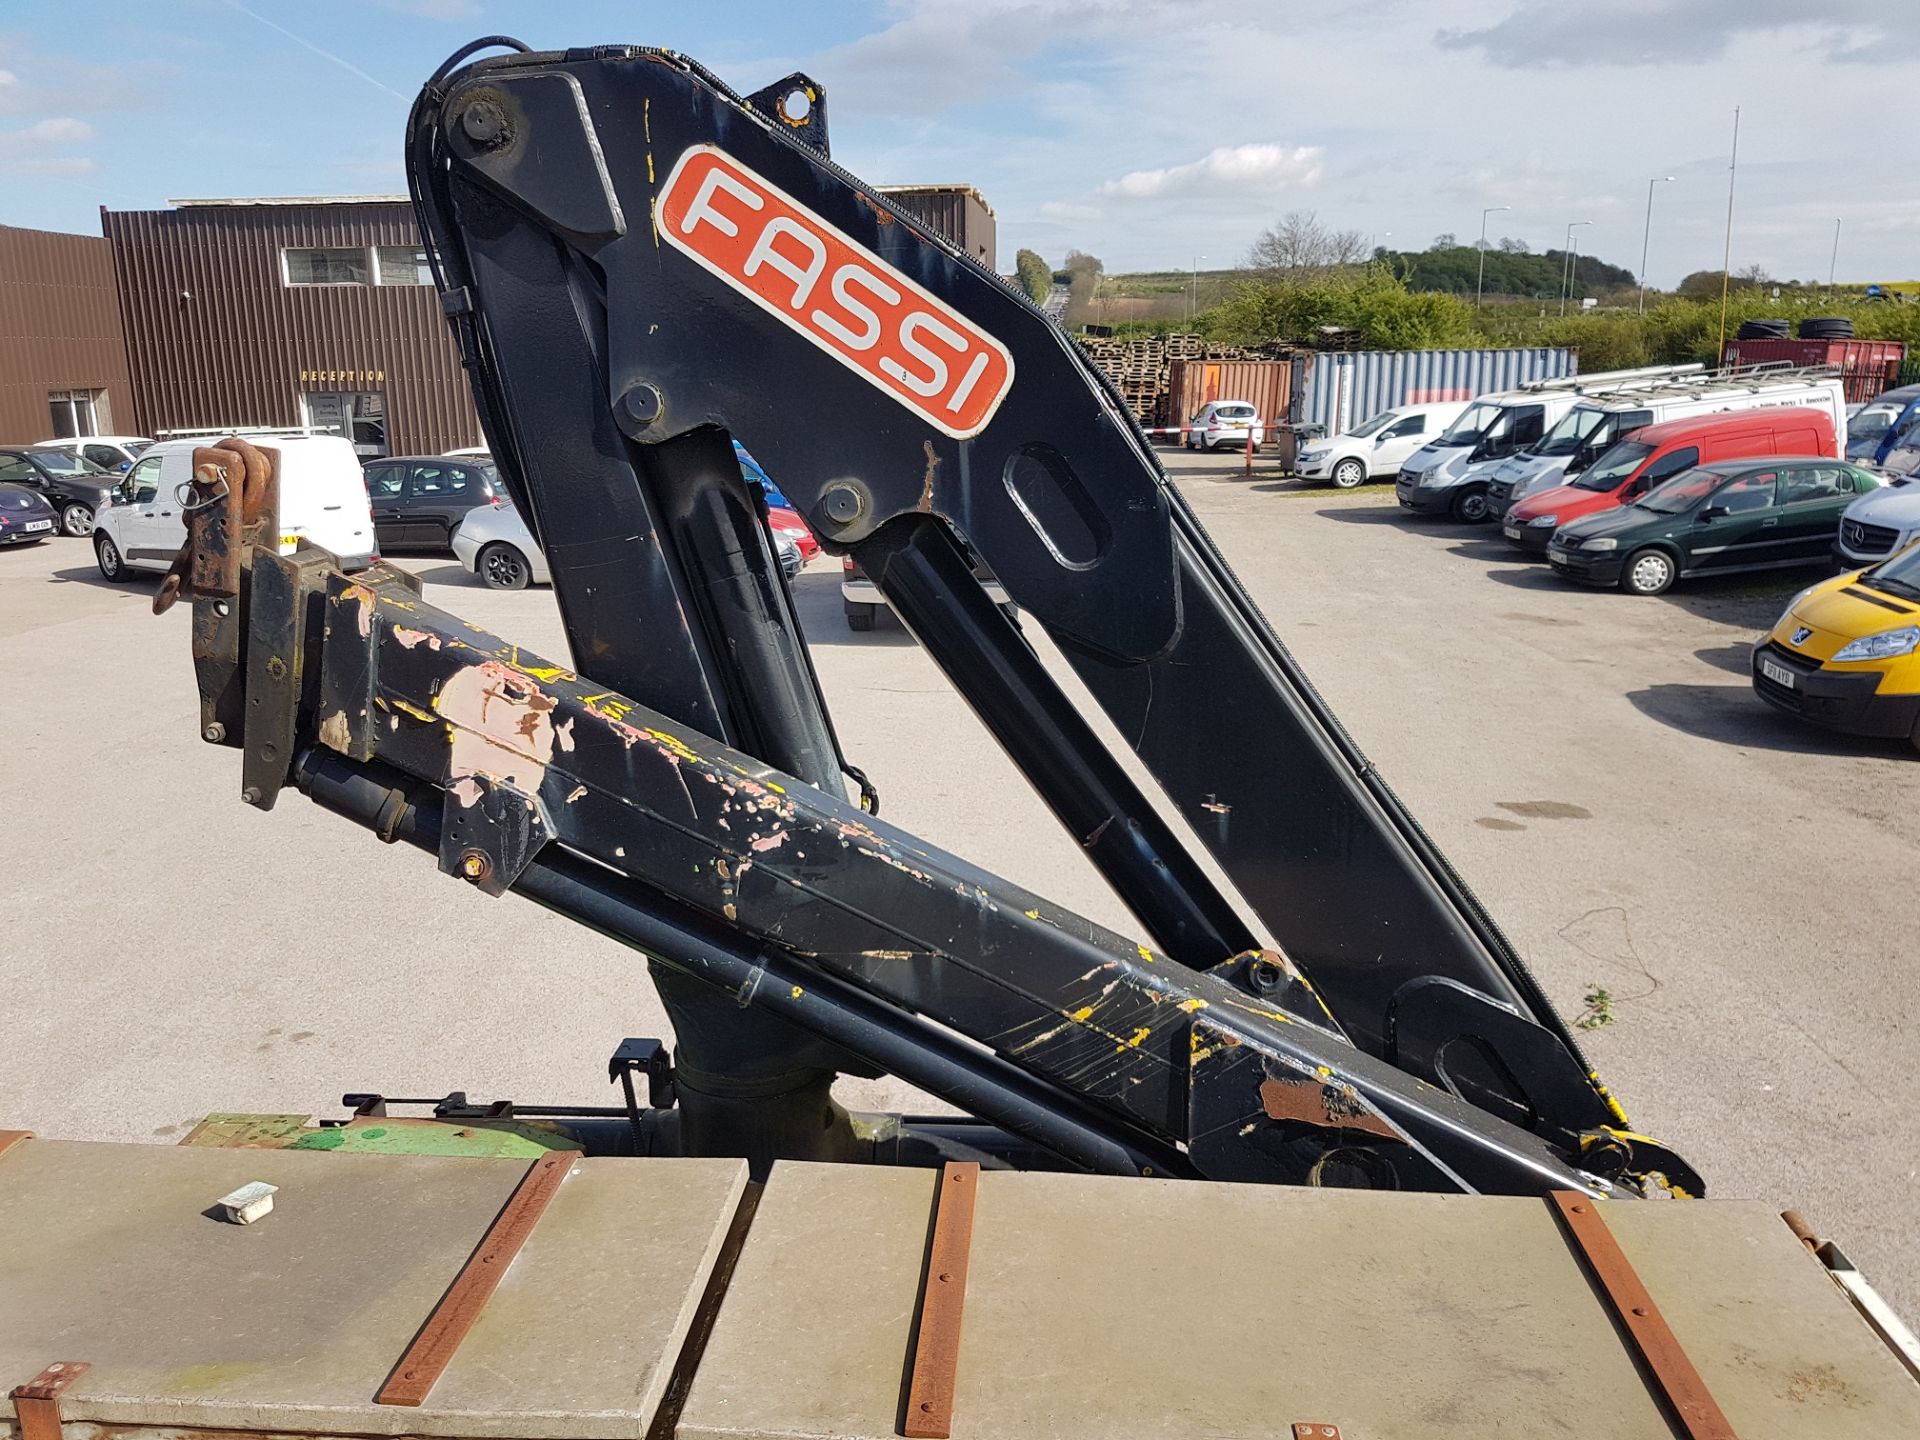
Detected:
left=1834, top=475, right=1920, bottom=568
left=453, top=501, right=802, bottom=591
left=444, top=445, right=492, bottom=459
left=35, top=435, right=153, bottom=473
left=1294, top=402, right=1468, bottom=489
left=93, top=434, right=376, bottom=581
left=1184, top=401, right=1265, bottom=451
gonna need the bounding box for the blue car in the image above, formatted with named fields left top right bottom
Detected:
left=1847, top=383, right=1920, bottom=464
left=732, top=440, right=791, bottom=508
left=0, top=483, right=59, bottom=546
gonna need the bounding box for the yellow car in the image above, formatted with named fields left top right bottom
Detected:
left=1753, top=543, right=1920, bottom=749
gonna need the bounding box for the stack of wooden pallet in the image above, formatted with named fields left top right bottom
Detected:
left=1075, top=332, right=1275, bottom=427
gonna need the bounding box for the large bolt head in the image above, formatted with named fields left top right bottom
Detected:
left=822, top=484, right=865, bottom=524
left=461, top=100, right=509, bottom=147
left=617, top=383, right=664, bottom=432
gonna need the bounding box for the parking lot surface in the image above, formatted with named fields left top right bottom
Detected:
left=2, top=445, right=1913, bottom=1315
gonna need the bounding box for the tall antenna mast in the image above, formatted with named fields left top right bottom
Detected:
left=1717, top=106, right=1741, bottom=352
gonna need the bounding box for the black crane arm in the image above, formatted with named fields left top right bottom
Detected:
left=168, top=37, right=1701, bottom=1199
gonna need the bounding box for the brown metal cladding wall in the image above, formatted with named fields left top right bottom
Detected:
left=101, top=203, right=480, bottom=456
left=0, top=224, right=134, bottom=444
left=882, top=188, right=997, bottom=269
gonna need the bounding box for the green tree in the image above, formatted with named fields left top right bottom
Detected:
left=1060, top=250, right=1106, bottom=328
left=1014, top=248, right=1052, bottom=305
left=1206, top=263, right=1478, bottom=350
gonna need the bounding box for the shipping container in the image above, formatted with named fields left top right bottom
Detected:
left=1719, top=337, right=1905, bottom=404
left=876, top=185, right=997, bottom=270
left=0, top=224, right=133, bottom=444
left=1166, top=359, right=1294, bottom=441
left=1296, top=348, right=1577, bottom=435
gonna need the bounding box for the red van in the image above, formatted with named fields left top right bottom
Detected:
left=1502, top=406, right=1838, bottom=555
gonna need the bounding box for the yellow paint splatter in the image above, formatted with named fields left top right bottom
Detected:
left=646, top=727, right=701, bottom=763
left=790, top=985, right=804, bottom=999
left=1069, top=1005, right=1095, bottom=1022
left=1178, top=998, right=1208, bottom=1013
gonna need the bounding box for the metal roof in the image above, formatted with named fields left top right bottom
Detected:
left=874, top=183, right=997, bottom=217
left=165, top=196, right=410, bottom=209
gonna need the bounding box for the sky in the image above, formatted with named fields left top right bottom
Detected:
left=0, top=0, right=1910, bottom=286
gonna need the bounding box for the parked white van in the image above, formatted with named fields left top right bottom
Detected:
left=93, top=434, right=376, bottom=581
left=1486, top=368, right=1849, bottom=516
left=1294, top=401, right=1468, bottom=489
left=1395, top=365, right=1704, bottom=523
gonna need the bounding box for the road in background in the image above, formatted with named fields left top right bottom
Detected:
left=1, top=444, right=1911, bottom=1315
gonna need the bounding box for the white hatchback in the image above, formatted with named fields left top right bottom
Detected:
left=1184, top=401, right=1265, bottom=451
left=35, top=435, right=154, bottom=473
left=1293, top=402, right=1469, bottom=489
left=92, top=434, right=376, bottom=581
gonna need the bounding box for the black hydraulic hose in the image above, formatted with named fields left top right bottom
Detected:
left=293, top=749, right=1191, bottom=1181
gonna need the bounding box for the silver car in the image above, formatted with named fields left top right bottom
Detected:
left=452, top=502, right=801, bottom=590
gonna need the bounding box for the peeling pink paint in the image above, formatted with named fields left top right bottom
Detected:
left=392, top=626, right=442, bottom=651
left=435, top=660, right=558, bottom=794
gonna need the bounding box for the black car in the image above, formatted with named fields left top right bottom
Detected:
left=0, top=447, right=118, bottom=537
left=361, top=455, right=505, bottom=553
left=1547, top=457, right=1883, bottom=596
left=0, top=484, right=58, bottom=546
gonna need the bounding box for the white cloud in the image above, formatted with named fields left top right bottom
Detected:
left=18, top=156, right=98, bottom=176
left=17, top=117, right=92, bottom=144
left=0, top=70, right=17, bottom=87
left=0, top=115, right=95, bottom=176
left=1438, top=0, right=1895, bottom=69
left=1038, top=200, right=1103, bottom=222
left=372, top=0, right=479, bottom=17
left=1099, top=144, right=1323, bottom=201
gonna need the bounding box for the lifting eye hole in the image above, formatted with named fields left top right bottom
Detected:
left=778, top=88, right=812, bottom=125
left=1003, top=443, right=1110, bottom=571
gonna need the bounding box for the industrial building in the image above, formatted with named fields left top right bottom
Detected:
left=0, top=183, right=995, bottom=458
left=0, top=225, right=135, bottom=444
left=100, top=197, right=477, bottom=457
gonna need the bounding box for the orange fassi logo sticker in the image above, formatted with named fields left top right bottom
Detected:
left=658, top=145, right=1015, bottom=440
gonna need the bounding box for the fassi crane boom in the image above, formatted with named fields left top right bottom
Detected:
left=170, top=37, right=1700, bottom=1199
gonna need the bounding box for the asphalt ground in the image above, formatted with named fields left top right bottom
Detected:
left=1, top=444, right=1913, bottom=1316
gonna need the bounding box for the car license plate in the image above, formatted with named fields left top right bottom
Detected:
left=1503, top=525, right=1522, bottom=539
left=1548, top=546, right=1568, bottom=561
left=1760, top=658, right=1795, bottom=689
left=24, top=519, right=52, bottom=532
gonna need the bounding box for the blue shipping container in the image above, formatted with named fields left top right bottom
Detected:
left=1297, top=348, right=1576, bottom=435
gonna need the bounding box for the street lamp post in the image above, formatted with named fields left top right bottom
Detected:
left=1189, top=254, right=1206, bottom=327
left=1638, top=176, right=1673, bottom=315
left=1828, top=218, right=1842, bottom=297
left=1475, top=205, right=1510, bottom=310
left=1560, top=220, right=1592, bottom=316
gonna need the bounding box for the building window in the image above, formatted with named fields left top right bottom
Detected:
left=47, top=390, right=100, bottom=438
left=284, top=247, right=372, bottom=286
left=303, top=390, right=388, bottom=457
left=375, top=246, right=431, bottom=286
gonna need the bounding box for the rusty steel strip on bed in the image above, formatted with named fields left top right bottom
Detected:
left=901, top=1162, right=981, bottom=1439
left=10, top=1362, right=91, bottom=1440
left=1548, top=1191, right=1738, bottom=1440
left=376, top=1150, right=575, bottom=1407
